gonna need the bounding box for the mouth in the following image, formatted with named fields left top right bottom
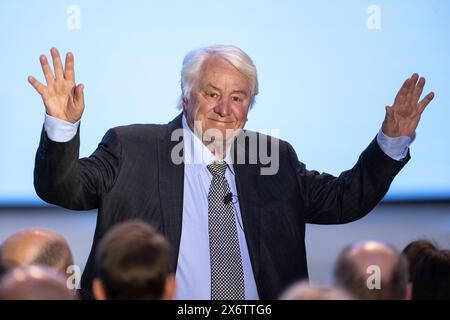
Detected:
left=207, top=118, right=234, bottom=124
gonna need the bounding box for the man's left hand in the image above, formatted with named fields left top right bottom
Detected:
left=382, top=73, right=434, bottom=137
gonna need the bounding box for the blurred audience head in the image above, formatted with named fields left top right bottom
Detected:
left=279, top=280, right=354, bottom=300
left=0, top=260, right=5, bottom=279
left=411, top=249, right=450, bottom=300
left=0, top=265, right=77, bottom=300
left=0, top=228, right=74, bottom=277
left=93, top=219, right=175, bottom=300
left=402, top=239, right=437, bottom=282
left=334, top=240, right=410, bottom=300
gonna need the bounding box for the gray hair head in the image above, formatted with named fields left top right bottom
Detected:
left=177, top=44, right=259, bottom=110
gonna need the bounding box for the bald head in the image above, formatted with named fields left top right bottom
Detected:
left=345, top=241, right=400, bottom=283
left=0, top=228, right=73, bottom=276
left=334, top=241, right=410, bottom=300
left=0, top=265, right=77, bottom=300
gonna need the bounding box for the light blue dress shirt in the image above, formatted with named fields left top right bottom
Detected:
left=174, top=115, right=259, bottom=299
left=43, top=113, right=414, bottom=299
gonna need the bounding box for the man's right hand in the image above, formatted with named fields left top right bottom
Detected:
left=28, top=47, right=84, bottom=123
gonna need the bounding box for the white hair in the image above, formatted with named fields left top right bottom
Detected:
left=177, top=44, right=259, bottom=109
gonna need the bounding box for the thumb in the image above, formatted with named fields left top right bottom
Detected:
left=74, top=83, right=85, bottom=107
left=385, top=105, right=394, bottom=119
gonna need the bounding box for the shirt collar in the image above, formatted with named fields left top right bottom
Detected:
left=182, top=113, right=235, bottom=175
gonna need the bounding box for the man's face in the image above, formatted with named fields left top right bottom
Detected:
left=184, top=56, right=251, bottom=146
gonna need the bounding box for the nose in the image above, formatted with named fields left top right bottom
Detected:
left=213, top=98, right=231, bottom=117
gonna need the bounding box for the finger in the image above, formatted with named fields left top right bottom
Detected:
left=417, top=92, right=434, bottom=114
left=40, top=55, right=54, bottom=85
left=65, top=52, right=75, bottom=82
left=409, top=73, right=419, bottom=87
left=51, top=47, right=64, bottom=79
left=394, top=78, right=411, bottom=106
left=411, top=77, right=425, bottom=105
left=406, top=73, right=419, bottom=103
left=385, top=105, right=394, bottom=118
left=74, top=83, right=85, bottom=107
left=28, top=76, right=46, bottom=95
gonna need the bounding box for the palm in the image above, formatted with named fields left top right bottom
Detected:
left=29, top=48, right=84, bottom=123
left=43, top=78, right=80, bottom=122
left=382, top=73, right=434, bottom=137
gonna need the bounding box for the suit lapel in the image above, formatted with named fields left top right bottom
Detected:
left=158, top=113, right=184, bottom=272
left=232, top=133, right=261, bottom=284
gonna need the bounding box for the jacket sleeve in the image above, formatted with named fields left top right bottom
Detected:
left=34, top=125, right=122, bottom=210
left=287, top=137, right=410, bottom=224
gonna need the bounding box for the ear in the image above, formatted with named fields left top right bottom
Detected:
left=93, top=278, right=108, bottom=300
left=162, top=274, right=176, bottom=300
left=404, top=282, right=412, bottom=300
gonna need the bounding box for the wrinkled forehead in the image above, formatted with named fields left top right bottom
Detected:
left=197, top=56, right=251, bottom=90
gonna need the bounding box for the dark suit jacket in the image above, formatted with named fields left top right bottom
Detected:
left=34, top=113, right=409, bottom=299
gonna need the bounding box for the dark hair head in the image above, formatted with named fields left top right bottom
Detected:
left=402, top=239, right=437, bottom=282
left=412, top=249, right=450, bottom=300
left=95, top=219, right=171, bottom=300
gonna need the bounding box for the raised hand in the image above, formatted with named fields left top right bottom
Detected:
left=382, top=73, right=434, bottom=137
left=28, top=48, right=84, bottom=123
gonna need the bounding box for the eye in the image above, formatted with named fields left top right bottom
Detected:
left=231, top=96, right=242, bottom=102
left=208, top=92, right=219, bottom=99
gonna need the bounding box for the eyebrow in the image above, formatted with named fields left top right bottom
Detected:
left=206, top=83, right=248, bottom=97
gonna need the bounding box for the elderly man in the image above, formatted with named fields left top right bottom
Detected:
left=1, top=228, right=74, bottom=277
left=28, top=45, right=434, bottom=299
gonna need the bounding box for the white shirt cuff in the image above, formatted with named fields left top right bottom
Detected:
left=44, top=114, right=80, bottom=142
left=376, top=129, right=415, bottom=161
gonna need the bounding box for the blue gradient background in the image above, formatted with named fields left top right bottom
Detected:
left=0, top=0, right=449, bottom=205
